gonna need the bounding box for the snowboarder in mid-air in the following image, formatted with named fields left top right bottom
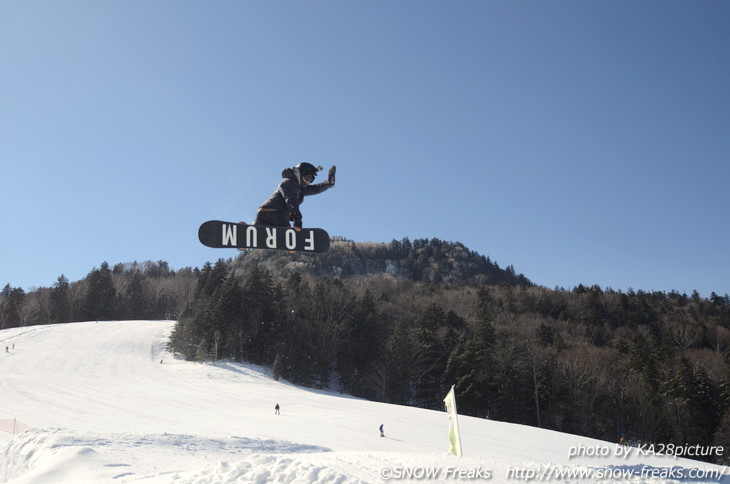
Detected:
left=255, top=163, right=336, bottom=231
left=198, top=163, right=334, bottom=253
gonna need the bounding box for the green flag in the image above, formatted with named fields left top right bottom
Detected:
left=443, top=385, right=463, bottom=456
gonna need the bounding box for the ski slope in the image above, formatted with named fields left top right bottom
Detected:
left=1, top=320, right=727, bottom=483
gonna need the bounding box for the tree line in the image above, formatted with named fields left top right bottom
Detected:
left=1, top=261, right=195, bottom=328
left=2, top=239, right=729, bottom=464
left=166, top=256, right=730, bottom=464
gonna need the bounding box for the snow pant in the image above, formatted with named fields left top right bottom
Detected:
left=254, top=208, right=290, bottom=227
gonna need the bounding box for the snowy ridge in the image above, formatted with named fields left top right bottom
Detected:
left=1, top=321, right=728, bottom=483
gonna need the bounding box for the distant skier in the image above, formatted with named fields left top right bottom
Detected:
left=255, top=163, right=336, bottom=230
left=275, top=403, right=280, bottom=415
left=379, top=424, right=384, bottom=437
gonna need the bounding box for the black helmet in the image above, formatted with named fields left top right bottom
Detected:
left=295, top=163, right=322, bottom=183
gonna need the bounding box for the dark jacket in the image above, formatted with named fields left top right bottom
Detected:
left=259, top=168, right=333, bottom=216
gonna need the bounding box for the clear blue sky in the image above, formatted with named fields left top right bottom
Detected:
left=1, top=1, right=728, bottom=297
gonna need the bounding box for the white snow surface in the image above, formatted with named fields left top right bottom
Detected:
left=0, top=320, right=727, bottom=483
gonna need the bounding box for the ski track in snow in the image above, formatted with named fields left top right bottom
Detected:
left=1, top=321, right=728, bottom=483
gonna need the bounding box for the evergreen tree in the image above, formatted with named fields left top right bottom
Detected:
left=712, top=409, right=730, bottom=465
left=195, top=337, right=208, bottom=362
left=384, top=320, right=415, bottom=404
left=122, top=271, right=152, bottom=319
left=49, top=275, right=72, bottom=323
left=628, top=332, right=659, bottom=389
left=338, top=290, right=385, bottom=397
left=274, top=272, right=315, bottom=385
left=443, top=288, right=498, bottom=417
left=241, top=265, right=279, bottom=364
left=413, top=303, right=449, bottom=409
left=661, top=358, right=696, bottom=443
left=307, top=278, right=353, bottom=388
left=169, top=260, right=230, bottom=360
left=688, top=366, right=722, bottom=449
left=197, top=260, right=229, bottom=299
left=272, top=353, right=282, bottom=381
left=2, top=284, right=26, bottom=329
left=216, top=271, right=246, bottom=360
left=83, top=262, right=117, bottom=321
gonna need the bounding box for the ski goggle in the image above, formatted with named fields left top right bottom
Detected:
left=302, top=166, right=322, bottom=183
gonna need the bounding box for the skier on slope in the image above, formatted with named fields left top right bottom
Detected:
left=255, top=163, right=336, bottom=230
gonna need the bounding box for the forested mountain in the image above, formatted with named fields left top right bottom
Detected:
left=229, top=238, right=531, bottom=286
left=2, top=238, right=729, bottom=464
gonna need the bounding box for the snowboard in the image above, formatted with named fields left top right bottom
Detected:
left=198, top=220, right=330, bottom=253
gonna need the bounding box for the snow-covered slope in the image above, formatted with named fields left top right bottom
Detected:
left=1, top=321, right=727, bottom=483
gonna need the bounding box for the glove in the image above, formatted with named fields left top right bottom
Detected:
left=289, top=210, right=303, bottom=229
left=328, top=165, right=336, bottom=186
